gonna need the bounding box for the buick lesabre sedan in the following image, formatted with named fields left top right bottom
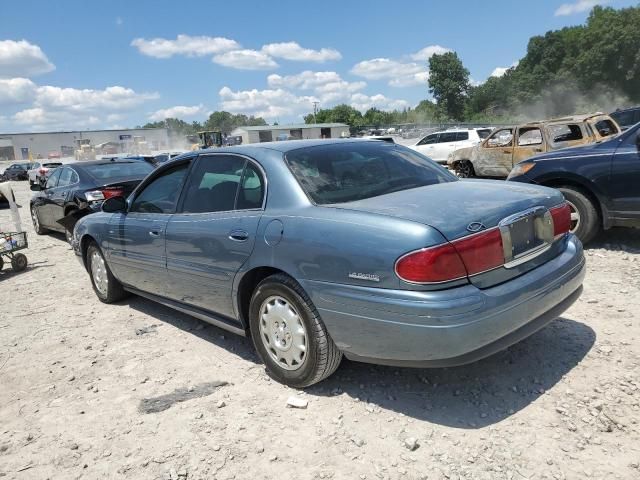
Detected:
left=73, top=140, right=585, bottom=387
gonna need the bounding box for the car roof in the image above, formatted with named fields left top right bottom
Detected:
left=63, top=159, right=146, bottom=168
left=188, top=138, right=397, bottom=155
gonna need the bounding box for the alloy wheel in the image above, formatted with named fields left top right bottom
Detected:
left=566, top=200, right=581, bottom=232
left=90, top=250, right=108, bottom=296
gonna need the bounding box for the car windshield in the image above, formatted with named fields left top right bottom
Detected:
left=83, top=161, right=154, bottom=180
left=286, top=142, right=456, bottom=205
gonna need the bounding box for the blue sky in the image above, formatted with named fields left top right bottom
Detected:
left=0, top=0, right=635, bottom=132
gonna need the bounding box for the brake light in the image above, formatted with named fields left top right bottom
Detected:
left=550, top=203, right=571, bottom=237
left=395, top=244, right=467, bottom=283
left=395, top=228, right=505, bottom=284
left=38, top=167, right=48, bottom=175
left=85, top=188, right=124, bottom=202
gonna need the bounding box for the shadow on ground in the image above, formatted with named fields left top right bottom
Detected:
left=588, top=227, right=640, bottom=253
left=306, top=317, right=594, bottom=428
left=119, top=291, right=594, bottom=428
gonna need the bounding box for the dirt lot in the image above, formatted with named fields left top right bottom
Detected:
left=1, top=180, right=639, bottom=480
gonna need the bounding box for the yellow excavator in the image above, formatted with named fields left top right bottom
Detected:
left=74, top=139, right=96, bottom=161
left=187, top=131, right=223, bottom=151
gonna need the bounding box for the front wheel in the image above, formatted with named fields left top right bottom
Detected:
left=31, top=207, right=47, bottom=235
left=454, top=160, right=475, bottom=178
left=249, top=274, right=342, bottom=388
left=87, top=243, right=128, bottom=303
left=557, top=186, right=599, bottom=244
left=11, top=253, right=27, bottom=272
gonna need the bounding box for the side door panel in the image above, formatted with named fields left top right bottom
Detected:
left=513, top=127, right=544, bottom=167
left=164, top=154, right=265, bottom=318
left=473, top=128, right=514, bottom=177
left=608, top=133, right=640, bottom=223
left=38, top=169, right=62, bottom=227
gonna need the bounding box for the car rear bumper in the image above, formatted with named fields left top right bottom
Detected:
left=300, top=234, right=585, bottom=368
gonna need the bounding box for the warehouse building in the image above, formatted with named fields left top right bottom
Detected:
left=230, top=123, right=349, bottom=145
left=0, top=127, right=169, bottom=161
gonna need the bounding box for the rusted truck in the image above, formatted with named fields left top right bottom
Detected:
left=447, top=113, right=621, bottom=178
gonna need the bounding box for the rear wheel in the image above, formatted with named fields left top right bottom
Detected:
left=0, top=256, right=4, bottom=271
left=557, top=186, right=599, bottom=244
left=87, top=242, right=128, bottom=303
left=11, top=253, right=27, bottom=272
left=455, top=160, right=475, bottom=178
left=249, top=273, right=342, bottom=388
left=31, top=207, right=47, bottom=235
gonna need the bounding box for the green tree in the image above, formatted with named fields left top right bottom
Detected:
left=428, top=52, right=470, bottom=121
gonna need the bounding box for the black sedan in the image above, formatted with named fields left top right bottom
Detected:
left=30, top=159, right=155, bottom=241
left=507, top=122, right=640, bottom=243
left=2, top=162, right=34, bottom=181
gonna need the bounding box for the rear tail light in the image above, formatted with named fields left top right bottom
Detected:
left=550, top=203, right=571, bottom=237
left=85, top=188, right=125, bottom=202
left=38, top=167, right=48, bottom=175
left=396, top=228, right=504, bottom=284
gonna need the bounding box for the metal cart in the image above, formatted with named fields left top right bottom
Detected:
left=0, top=231, right=28, bottom=272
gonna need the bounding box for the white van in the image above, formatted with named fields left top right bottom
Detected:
left=409, top=128, right=492, bottom=165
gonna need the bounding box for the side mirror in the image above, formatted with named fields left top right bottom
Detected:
left=30, top=184, right=42, bottom=191
left=102, top=196, right=127, bottom=213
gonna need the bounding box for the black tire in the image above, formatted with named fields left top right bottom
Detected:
left=454, top=160, right=475, bottom=178
left=11, top=253, right=27, bottom=272
left=557, top=186, right=599, bottom=244
left=0, top=256, right=4, bottom=271
left=30, top=207, right=47, bottom=235
left=86, top=242, right=128, bottom=303
left=249, top=273, right=342, bottom=388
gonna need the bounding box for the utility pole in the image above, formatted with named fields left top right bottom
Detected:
left=312, top=101, right=319, bottom=124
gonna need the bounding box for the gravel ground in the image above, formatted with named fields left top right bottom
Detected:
left=1, top=180, right=639, bottom=480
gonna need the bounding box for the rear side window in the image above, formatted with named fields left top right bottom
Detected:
left=455, top=132, right=469, bottom=141
left=517, top=127, right=543, bottom=146
left=439, top=132, right=457, bottom=143
left=57, top=168, right=75, bottom=187
left=286, top=143, right=455, bottom=205
left=46, top=168, right=62, bottom=189
left=417, top=134, right=438, bottom=145
left=130, top=164, right=189, bottom=214
left=593, top=119, right=619, bottom=137
left=549, top=124, right=584, bottom=144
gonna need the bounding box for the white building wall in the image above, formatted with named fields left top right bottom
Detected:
left=3, top=128, right=169, bottom=160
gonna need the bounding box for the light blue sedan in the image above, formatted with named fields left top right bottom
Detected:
left=73, top=139, right=585, bottom=387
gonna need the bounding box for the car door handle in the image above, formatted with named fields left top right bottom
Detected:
left=149, top=230, right=162, bottom=237
left=228, top=230, right=249, bottom=242
left=503, top=150, right=512, bottom=154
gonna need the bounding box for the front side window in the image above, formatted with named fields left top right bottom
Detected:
left=46, top=169, right=62, bottom=189
left=130, top=163, right=189, bottom=214
left=517, top=127, right=543, bottom=146
left=417, top=134, right=438, bottom=146
left=476, top=129, right=492, bottom=139
left=286, top=143, right=456, bottom=205
left=455, top=132, right=469, bottom=141
left=486, top=128, right=514, bottom=147
left=439, top=132, right=458, bottom=143
left=181, top=155, right=246, bottom=213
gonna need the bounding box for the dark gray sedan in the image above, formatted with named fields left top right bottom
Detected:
left=73, top=140, right=585, bottom=387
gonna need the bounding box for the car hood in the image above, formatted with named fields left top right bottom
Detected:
left=331, top=179, right=563, bottom=241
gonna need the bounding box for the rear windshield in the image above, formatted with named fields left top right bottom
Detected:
left=83, top=161, right=154, bottom=180
left=285, top=142, right=456, bottom=205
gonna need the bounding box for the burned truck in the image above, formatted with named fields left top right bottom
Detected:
left=447, top=113, right=621, bottom=178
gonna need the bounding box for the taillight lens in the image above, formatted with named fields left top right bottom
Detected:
left=38, top=167, right=47, bottom=175
left=395, top=244, right=467, bottom=283
left=396, top=228, right=505, bottom=284
left=550, top=203, right=571, bottom=237
left=102, top=187, right=124, bottom=199
left=85, top=188, right=124, bottom=202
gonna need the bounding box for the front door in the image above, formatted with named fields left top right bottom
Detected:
left=609, top=130, right=640, bottom=224
left=37, top=168, right=62, bottom=228
left=165, top=154, right=265, bottom=317
left=474, top=127, right=515, bottom=177
left=107, top=162, right=190, bottom=295
left=431, top=131, right=458, bottom=163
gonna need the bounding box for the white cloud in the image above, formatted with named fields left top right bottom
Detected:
left=267, top=70, right=366, bottom=103
left=0, top=40, right=55, bottom=78
left=261, top=42, right=341, bottom=62
left=34, top=85, right=158, bottom=111
left=149, top=104, right=206, bottom=121
left=0, top=77, right=37, bottom=104
left=213, top=50, right=278, bottom=70
left=554, top=0, right=608, bottom=16
left=13, top=107, right=100, bottom=129
left=409, top=45, right=451, bottom=61
left=219, top=86, right=316, bottom=119
left=131, top=34, right=240, bottom=58
left=350, top=93, right=409, bottom=112
left=490, top=61, right=519, bottom=78
left=351, top=58, right=428, bottom=87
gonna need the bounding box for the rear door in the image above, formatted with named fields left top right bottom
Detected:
left=48, top=167, right=78, bottom=226
left=37, top=168, right=62, bottom=227
left=609, top=130, right=640, bottom=224
left=513, top=126, right=544, bottom=166
left=107, top=162, right=190, bottom=294
left=165, top=154, right=265, bottom=317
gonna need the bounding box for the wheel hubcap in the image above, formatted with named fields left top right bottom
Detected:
left=31, top=209, right=39, bottom=230
left=566, top=200, right=581, bottom=232
left=90, top=251, right=108, bottom=295
left=258, top=296, right=308, bottom=371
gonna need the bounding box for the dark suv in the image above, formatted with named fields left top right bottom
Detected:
left=507, top=122, right=640, bottom=243
left=611, top=107, right=640, bottom=131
